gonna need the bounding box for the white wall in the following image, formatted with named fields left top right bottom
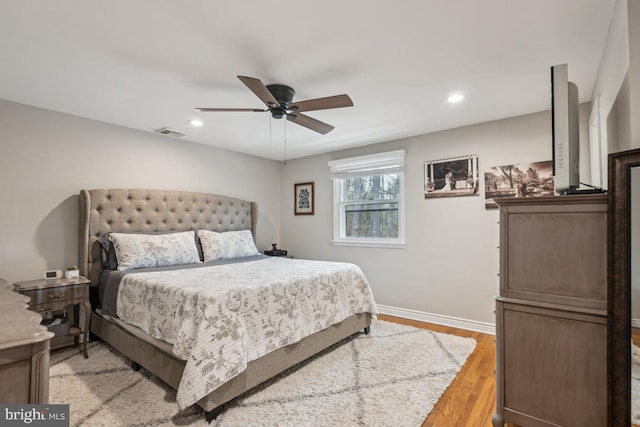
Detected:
left=0, top=96, right=594, bottom=330
left=591, top=0, right=630, bottom=130
left=280, top=108, right=586, bottom=328
left=0, top=99, right=281, bottom=284
left=590, top=0, right=640, bottom=183
left=590, top=0, right=631, bottom=186
left=628, top=0, right=640, bottom=149
left=594, top=0, right=640, bottom=323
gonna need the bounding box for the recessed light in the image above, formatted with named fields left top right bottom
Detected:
left=447, top=93, right=465, bottom=103
left=189, top=119, right=203, bottom=127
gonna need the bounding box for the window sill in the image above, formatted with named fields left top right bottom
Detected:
left=331, top=239, right=406, bottom=249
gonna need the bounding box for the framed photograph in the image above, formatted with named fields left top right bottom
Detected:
left=424, top=154, right=479, bottom=198
left=294, top=182, right=315, bottom=215
left=484, top=160, right=554, bottom=209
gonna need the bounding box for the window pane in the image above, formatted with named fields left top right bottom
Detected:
left=343, top=174, right=400, bottom=201
left=345, top=203, right=398, bottom=238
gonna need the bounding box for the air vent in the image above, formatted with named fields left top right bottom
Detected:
left=154, top=127, right=187, bottom=137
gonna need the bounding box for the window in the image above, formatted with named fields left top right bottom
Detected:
left=329, top=150, right=406, bottom=248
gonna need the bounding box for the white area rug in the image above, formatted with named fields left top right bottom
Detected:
left=50, top=320, right=476, bottom=427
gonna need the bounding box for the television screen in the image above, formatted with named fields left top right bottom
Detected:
left=551, top=64, right=580, bottom=194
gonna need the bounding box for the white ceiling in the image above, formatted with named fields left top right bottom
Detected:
left=0, top=1, right=615, bottom=161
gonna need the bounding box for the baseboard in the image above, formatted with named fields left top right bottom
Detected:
left=377, top=304, right=496, bottom=335
left=633, top=318, right=640, bottom=329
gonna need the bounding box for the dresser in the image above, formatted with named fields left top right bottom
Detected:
left=492, top=195, right=607, bottom=427
left=0, top=279, right=54, bottom=403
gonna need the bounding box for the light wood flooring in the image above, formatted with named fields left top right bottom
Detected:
left=378, top=314, right=516, bottom=427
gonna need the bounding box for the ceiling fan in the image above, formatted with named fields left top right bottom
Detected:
left=196, top=76, right=353, bottom=135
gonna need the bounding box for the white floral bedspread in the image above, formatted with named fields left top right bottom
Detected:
left=116, top=257, right=378, bottom=409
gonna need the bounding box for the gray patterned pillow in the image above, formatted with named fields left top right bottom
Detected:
left=109, top=231, right=201, bottom=270
left=197, top=229, right=259, bottom=261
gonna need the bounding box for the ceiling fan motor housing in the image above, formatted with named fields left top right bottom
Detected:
left=266, top=84, right=295, bottom=118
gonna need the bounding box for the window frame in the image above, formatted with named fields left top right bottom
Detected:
left=329, top=150, right=406, bottom=248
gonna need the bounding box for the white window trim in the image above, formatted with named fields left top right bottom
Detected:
left=329, top=150, right=406, bottom=249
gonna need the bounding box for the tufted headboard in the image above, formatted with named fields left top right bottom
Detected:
left=79, top=189, right=258, bottom=286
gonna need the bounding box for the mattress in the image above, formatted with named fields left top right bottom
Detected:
left=100, top=255, right=378, bottom=408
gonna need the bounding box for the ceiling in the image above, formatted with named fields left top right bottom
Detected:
left=0, top=1, right=616, bottom=161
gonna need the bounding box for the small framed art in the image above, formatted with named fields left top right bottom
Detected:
left=294, top=182, right=315, bottom=215
left=424, top=154, right=479, bottom=199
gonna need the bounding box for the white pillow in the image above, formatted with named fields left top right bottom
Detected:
left=197, top=229, right=260, bottom=261
left=109, top=231, right=201, bottom=271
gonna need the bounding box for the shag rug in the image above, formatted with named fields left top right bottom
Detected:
left=50, top=320, right=476, bottom=427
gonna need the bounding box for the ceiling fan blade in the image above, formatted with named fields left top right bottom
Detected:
left=289, top=94, right=353, bottom=112
left=195, top=108, right=267, bottom=112
left=287, top=113, right=335, bottom=135
left=237, top=76, right=280, bottom=108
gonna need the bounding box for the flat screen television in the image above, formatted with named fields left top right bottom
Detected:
left=551, top=64, right=580, bottom=195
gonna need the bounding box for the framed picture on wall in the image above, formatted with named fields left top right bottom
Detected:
left=424, top=154, right=479, bottom=198
left=294, top=182, right=315, bottom=215
left=484, top=160, right=554, bottom=209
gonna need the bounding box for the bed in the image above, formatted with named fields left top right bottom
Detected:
left=78, top=188, right=376, bottom=421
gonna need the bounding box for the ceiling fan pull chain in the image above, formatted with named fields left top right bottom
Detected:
left=283, top=118, right=287, bottom=165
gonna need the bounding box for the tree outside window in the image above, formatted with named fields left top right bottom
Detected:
left=329, top=151, right=405, bottom=248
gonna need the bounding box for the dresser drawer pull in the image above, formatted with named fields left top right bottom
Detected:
left=47, top=291, right=69, bottom=299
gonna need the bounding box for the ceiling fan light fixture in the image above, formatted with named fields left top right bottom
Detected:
left=189, top=119, right=203, bottom=127
left=271, top=108, right=286, bottom=119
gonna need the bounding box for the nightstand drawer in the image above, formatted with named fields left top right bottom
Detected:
left=20, top=284, right=86, bottom=307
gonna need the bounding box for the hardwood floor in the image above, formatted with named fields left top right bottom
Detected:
left=378, top=314, right=504, bottom=427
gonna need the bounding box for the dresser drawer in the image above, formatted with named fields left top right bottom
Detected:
left=20, top=284, right=86, bottom=308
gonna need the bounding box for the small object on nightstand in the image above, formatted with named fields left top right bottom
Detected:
left=43, top=269, right=62, bottom=279
left=14, top=276, right=91, bottom=358
left=42, top=311, right=70, bottom=337
left=264, top=243, right=288, bottom=257
left=65, top=266, right=79, bottom=279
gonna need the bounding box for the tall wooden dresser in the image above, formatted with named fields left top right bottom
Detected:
left=492, top=195, right=608, bottom=427
left=0, top=279, right=53, bottom=403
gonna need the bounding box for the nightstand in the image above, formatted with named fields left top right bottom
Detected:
left=14, top=276, right=91, bottom=358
